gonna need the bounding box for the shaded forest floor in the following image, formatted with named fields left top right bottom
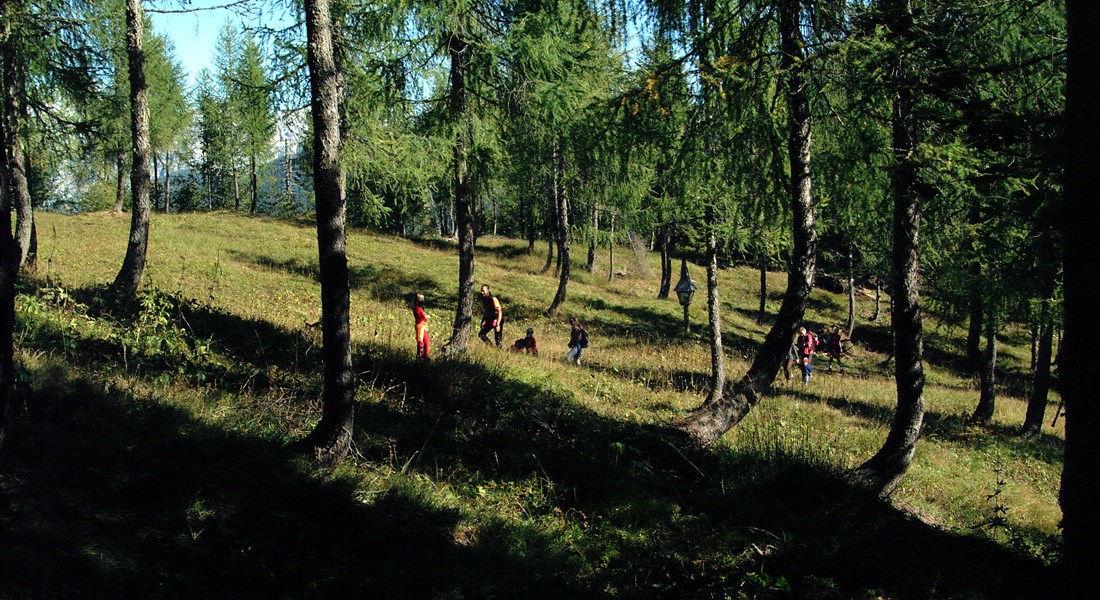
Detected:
left=2, top=211, right=1063, bottom=598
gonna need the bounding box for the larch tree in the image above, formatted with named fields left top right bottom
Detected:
left=110, top=0, right=152, bottom=299
left=1, top=0, right=34, bottom=271
left=846, top=0, right=925, bottom=497
left=299, top=0, right=356, bottom=465
left=676, top=0, right=819, bottom=445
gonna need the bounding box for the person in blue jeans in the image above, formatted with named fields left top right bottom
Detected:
left=795, top=326, right=817, bottom=384
left=565, top=317, right=588, bottom=365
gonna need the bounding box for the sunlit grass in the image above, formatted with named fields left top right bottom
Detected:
left=10, top=209, right=1063, bottom=596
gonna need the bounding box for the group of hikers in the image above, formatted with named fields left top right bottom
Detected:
left=411, top=284, right=589, bottom=364
left=784, top=325, right=849, bottom=384
left=414, top=285, right=847, bottom=381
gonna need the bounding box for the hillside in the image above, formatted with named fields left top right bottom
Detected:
left=3, top=211, right=1063, bottom=598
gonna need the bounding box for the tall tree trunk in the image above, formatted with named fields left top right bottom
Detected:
left=443, top=30, right=476, bottom=355
left=757, top=248, right=767, bottom=323
left=111, top=0, right=152, bottom=300
left=1061, top=4, right=1100, bottom=594
left=163, top=152, right=171, bottom=212
left=250, top=153, right=258, bottom=214
left=114, top=149, right=126, bottom=212
left=846, top=247, right=856, bottom=338
left=586, top=205, right=598, bottom=273
left=232, top=162, right=240, bottom=210
left=284, top=134, right=293, bottom=211
left=1021, top=296, right=1054, bottom=438
left=846, top=0, right=924, bottom=497
left=22, top=150, right=35, bottom=271
left=547, top=140, right=570, bottom=316
left=675, top=0, right=817, bottom=445
left=971, top=313, right=998, bottom=424
left=658, top=225, right=672, bottom=298
left=0, top=1, right=18, bottom=452
left=541, top=207, right=555, bottom=274
left=300, top=0, right=354, bottom=465
left=607, top=212, right=615, bottom=282
left=966, top=197, right=983, bottom=369
left=2, top=21, right=32, bottom=271
left=704, top=205, right=724, bottom=406
left=152, top=151, right=159, bottom=211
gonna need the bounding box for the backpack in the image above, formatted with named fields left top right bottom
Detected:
left=579, top=329, right=589, bottom=348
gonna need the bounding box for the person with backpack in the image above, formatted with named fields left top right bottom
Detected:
left=565, top=317, right=588, bottom=365
left=511, top=327, right=539, bottom=355
left=478, top=284, right=504, bottom=347
left=822, top=326, right=846, bottom=372
left=795, top=325, right=817, bottom=384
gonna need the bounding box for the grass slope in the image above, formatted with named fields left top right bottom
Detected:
left=2, top=211, right=1062, bottom=598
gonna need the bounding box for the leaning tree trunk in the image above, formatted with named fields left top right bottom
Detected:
left=846, top=0, right=924, bottom=498
left=111, top=0, right=152, bottom=300
left=2, top=21, right=33, bottom=272
left=299, top=0, right=355, bottom=465
left=443, top=30, right=476, bottom=355
left=547, top=139, right=570, bottom=316
left=114, top=150, right=126, bottom=212
left=704, top=205, right=724, bottom=406
left=675, top=0, right=817, bottom=445
left=971, top=314, right=997, bottom=425
left=1061, top=3, right=1100, bottom=594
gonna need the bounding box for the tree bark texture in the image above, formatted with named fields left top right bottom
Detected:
left=757, top=249, right=767, bottom=323
left=301, top=0, right=355, bottom=465
left=586, top=205, right=598, bottom=273
left=111, top=0, right=152, bottom=299
left=971, top=314, right=997, bottom=425
left=0, top=2, right=17, bottom=453
left=704, top=206, right=724, bottom=406
left=114, top=150, right=126, bottom=212
left=541, top=206, right=555, bottom=274
left=607, top=213, right=615, bottom=282
left=1021, top=296, right=1054, bottom=438
left=2, top=13, right=33, bottom=272
left=444, top=31, right=476, bottom=355
left=966, top=197, right=983, bottom=370
left=250, top=153, right=258, bottom=214
left=1061, top=3, right=1100, bottom=594
left=675, top=0, right=817, bottom=445
left=846, top=0, right=925, bottom=498
left=547, top=140, right=570, bottom=316
left=659, top=226, right=672, bottom=298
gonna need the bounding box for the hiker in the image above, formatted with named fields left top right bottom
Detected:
left=478, top=284, right=504, bottom=347
left=412, top=293, right=430, bottom=360
left=795, top=325, right=817, bottom=384
left=565, top=317, right=588, bottom=365
left=822, top=326, right=847, bottom=372
left=783, top=339, right=799, bottom=381
left=511, top=327, right=539, bottom=355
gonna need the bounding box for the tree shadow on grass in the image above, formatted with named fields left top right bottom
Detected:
left=1, top=363, right=592, bottom=599
left=784, top=389, right=1064, bottom=467
left=12, top=285, right=1057, bottom=598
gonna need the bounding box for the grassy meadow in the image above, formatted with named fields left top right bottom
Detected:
left=2, top=210, right=1063, bottom=598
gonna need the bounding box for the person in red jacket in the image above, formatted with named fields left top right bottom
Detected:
left=795, top=325, right=817, bottom=384
left=412, top=293, right=430, bottom=360
left=511, top=327, right=538, bottom=355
